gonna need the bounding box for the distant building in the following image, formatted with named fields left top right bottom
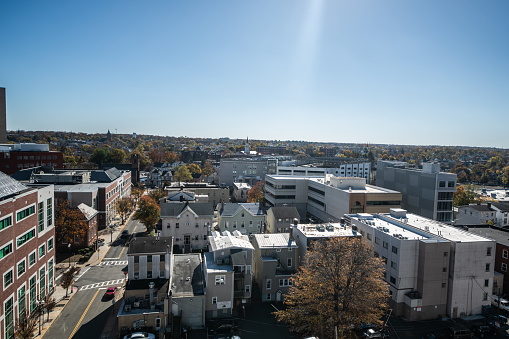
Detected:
left=265, top=206, right=301, bottom=233
left=265, top=175, right=401, bottom=223
left=277, top=161, right=371, bottom=183
left=346, top=208, right=494, bottom=320
left=165, top=183, right=229, bottom=207
left=0, top=143, right=63, bottom=175
left=219, top=158, right=278, bottom=187
left=376, top=161, right=457, bottom=222
left=232, top=182, right=251, bottom=202
left=456, top=202, right=509, bottom=227
left=216, top=203, right=265, bottom=235
left=256, top=146, right=286, bottom=155
left=0, top=88, right=6, bottom=143
left=0, top=172, right=55, bottom=339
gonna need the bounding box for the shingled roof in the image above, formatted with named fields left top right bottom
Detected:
left=269, top=206, right=300, bottom=219
left=128, top=236, right=173, bottom=255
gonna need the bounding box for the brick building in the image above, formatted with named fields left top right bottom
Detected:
left=0, top=172, right=55, bottom=339
left=0, top=143, right=63, bottom=175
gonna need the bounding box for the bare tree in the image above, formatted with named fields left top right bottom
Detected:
left=275, top=237, right=388, bottom=339
left=14, top=309, right=38, bottom=339
left=61, top=266, right=81, bottom=298
left=42, top=295, right=57, bottom=322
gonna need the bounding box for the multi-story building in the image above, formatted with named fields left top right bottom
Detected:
left=252, top=233, right=298, bottom=302
left=376, top=161, right=457, bottom=222
left=0, top=143, right=63, bottom=175
left=219, top=158, right=278, bottom=187
left=277, top=161, right=371, bottom=183
left=265, top=175, right=401, bottom=223
left=0, top=173, right=55, bottom=339
left=256, top=146, right=287, bottom=155
left=160, top=202, right=214, bottom=253
left=265, top=206, right=301, bottom=234
left=232, top=182, right=251, bottom=203
left=217, top=203, right=265, bottom=236
left=345, top=208, right=494, bottom=320
left=22, top=168, right=131, bottom=229
left=204, top=231, right=253, bottom=318
left=456, top=202, right=509, bottom=227
left=165, top=183, right=229, bottom=207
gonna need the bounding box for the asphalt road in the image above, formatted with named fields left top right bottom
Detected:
left=44, top=219, right=143, bottom=339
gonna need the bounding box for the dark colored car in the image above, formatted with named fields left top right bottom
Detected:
left=121, top=230, right=129, bottom=238
left=470, top=324, right=496, bottom=337
left=104, top=286, right=117, bottom=298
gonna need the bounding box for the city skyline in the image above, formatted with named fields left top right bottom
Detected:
left=2, top=1, right=508, bottom=148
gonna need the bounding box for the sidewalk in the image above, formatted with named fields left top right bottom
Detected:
left=35, top=212, right=135, bottom=339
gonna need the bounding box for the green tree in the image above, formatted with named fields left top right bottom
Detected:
left=89, top=147, right=110, bottom=165
left=110, top=148, right=127, bottom=163
left=453, top=185, right=477, bottom=207
left=174, top=166, right=192, bottom=182
left=274, top=237, right=388, bottom=338
left=133, top=196, right=161, bottom=233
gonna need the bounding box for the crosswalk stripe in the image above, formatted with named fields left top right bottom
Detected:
left=98, top=261, right=128, bottom=266
left=79, top=279, right=124, bottom=291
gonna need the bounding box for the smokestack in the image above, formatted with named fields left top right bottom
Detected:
left=0, top=88, right=6, bottom=143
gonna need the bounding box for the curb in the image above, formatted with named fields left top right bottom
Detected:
left=37, top=286, right=78, bottom=339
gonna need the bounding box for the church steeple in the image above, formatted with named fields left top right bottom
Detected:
left=245, top=136, right=250, bottom=153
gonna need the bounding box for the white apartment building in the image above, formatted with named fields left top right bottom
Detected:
left=277, top=162, right=371, bottom=182
left=346, top=208, right=495, bottom=320
left=456, top=202, right=509, bottom=227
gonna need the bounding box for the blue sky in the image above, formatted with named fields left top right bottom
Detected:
left=1, top=1, right=508, bottom=147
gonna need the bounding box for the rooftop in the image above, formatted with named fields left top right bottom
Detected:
left=204, top=252, right=233, bottom=273
left=128, top=237, right=173, bottom=255
left=170, top=254, right=204, bottom=297
left=208, top=231, right=254, bottom=251
left=252, top=233, right=298, bottom=248
left=295, top=223, right=358, bottom=238
left=268, top=206, right=300, bottom=219
left=465, top=226, right=509, bottom=247
left=0, top=171, right=30, bottom=200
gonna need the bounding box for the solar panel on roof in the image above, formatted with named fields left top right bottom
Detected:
left=0, top=172, right=29, bottom=200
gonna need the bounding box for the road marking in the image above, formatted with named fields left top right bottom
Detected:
left=74, top=267, right=90, bottom=282
left=68, top=288, right=100, bottom=339
left=117, top=225, right=137, bottom=259
left=79, top=279, right=124, bottom=291
left=98, top=261, right=127, bottom=266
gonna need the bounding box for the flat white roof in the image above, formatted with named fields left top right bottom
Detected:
left=350, top=214, right=435, bottom=241
left=296, top=223, right=357, bottom=238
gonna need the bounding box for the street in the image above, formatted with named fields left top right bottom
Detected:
left=43, top=219, right=142, bottom=339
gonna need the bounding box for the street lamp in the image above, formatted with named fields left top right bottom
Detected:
left=68, top=243, right=71, bottom=267
left=35, top=299, right=42, bottom=335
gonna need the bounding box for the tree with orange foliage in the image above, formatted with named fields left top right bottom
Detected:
left=274, top=237, right=388, bottom=339
left=55, top=199, right=87, bottom=247
left=133, top=196, right=161, bottom=233
left=247, top=181, right=265, bottom=203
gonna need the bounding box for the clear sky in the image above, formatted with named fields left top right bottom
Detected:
left=1, top=1, right=508, bottom=148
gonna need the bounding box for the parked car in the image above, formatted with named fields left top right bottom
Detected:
left=470, top=324, right=496, bottom=337
left=446, top=326, right=473, bottom=339
left=121, top=230, right=129, bottom=238
left=363, top=328, right=389, bottom=338
left=123, top=332, right=155, bottom=339
left=491, top=295, right=509, bottom=311
left=104, top=286, right=117, bottom=298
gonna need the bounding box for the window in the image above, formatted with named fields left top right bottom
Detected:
left=241, top=221, right=245, bottom=228
left=444, top=252, right=448, bottom=257
left=266, top=279, right=272, bottom=290
left=245, top=285, right=250, bottom=293
left=383, top=241, right=388, bottom=249
left=487, top=247, right=492, bottom=256
left=0, top=215, right=12, bottom=231
left=391, top=261, right=397, bottom=269
left=287, top=258, right=293, bottom=267
left=29, top=276, right=36, bottom=311
left=39, top=266, right=46, bottom=299
left=38, top=202, right=44, bottom=232
left=147, top=270, right=152, bottom=278
left=439, top=181, right=445, bottom=187
left=375, top=237, right=380, bottom=245
left=17, top=260, right=26, bottom=278
left=4, top=269, right=13, bottom=289
left=16, top=205, right=35, bottom=222
left=483, top=292, right=488, bottom=301
left=29, top=251, right=36, bottom=267
left=203, top=235, right=207, bottom=240
left=48, top=238, right=53, bottom=251
left=212, top=297, right=217, bottom=304
left=443, top=267, right=447, bottom=272
left=176, top=223, right=179, bottom=228
left=382, top=256, right=387, bottom=264
left=392, top=246, right=398, bottom=254
left=0, top=242, right=13, bottom=259
left=502, top=263, right=507, bottom=272
left=166, top=223, right=171, bottom=229
left=5, top=296, right=13, bottom=339
left=367, top=234, right=372, bottom=241
left=160, top=255, right=165, bottom=262
left=17, top=229, right=36, bottom=248
left=390, top=276, right=396, bottom=285
left=195, top=223, right=199, bottom=228
left=485, top=279, right=489, bottom=287
left=279, top=279, right=291, bottom=287
left=18, top=285, right=26, bottom=319
left=504, top=250, right=508, bottom=259
left=486, top=263, right=490, bottom=272
left=267, top=293, right=271, bottom=300
left=246, top=265, right=251, bottom=275
left=442, top=283, right=446, bottom=288
left=233, top=221, right=237, bottom=229
left=134, top=256, right=139, bottom=264
left=39, top=244, right=46, bottom=259
left=215, top=275, right=225, bottom=285
left=448, top=181, right=455, bottom=188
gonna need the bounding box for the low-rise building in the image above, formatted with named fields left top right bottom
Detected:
left=232, top=182, right=251, bottom=203
left=252, top=233, right=298, bottom=302
left=456, top=202, right=509, bottom=227
left=165, top=183, right=229, bottom=207
left=265, top=206, right=301, bottom=234
left=160, top=202, right=214, bottom=253
left=217, top=203, right=265, bottom=235
left=345, top=208, right=495, bottom=320
left=204, top=231, right=254, bottom=318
